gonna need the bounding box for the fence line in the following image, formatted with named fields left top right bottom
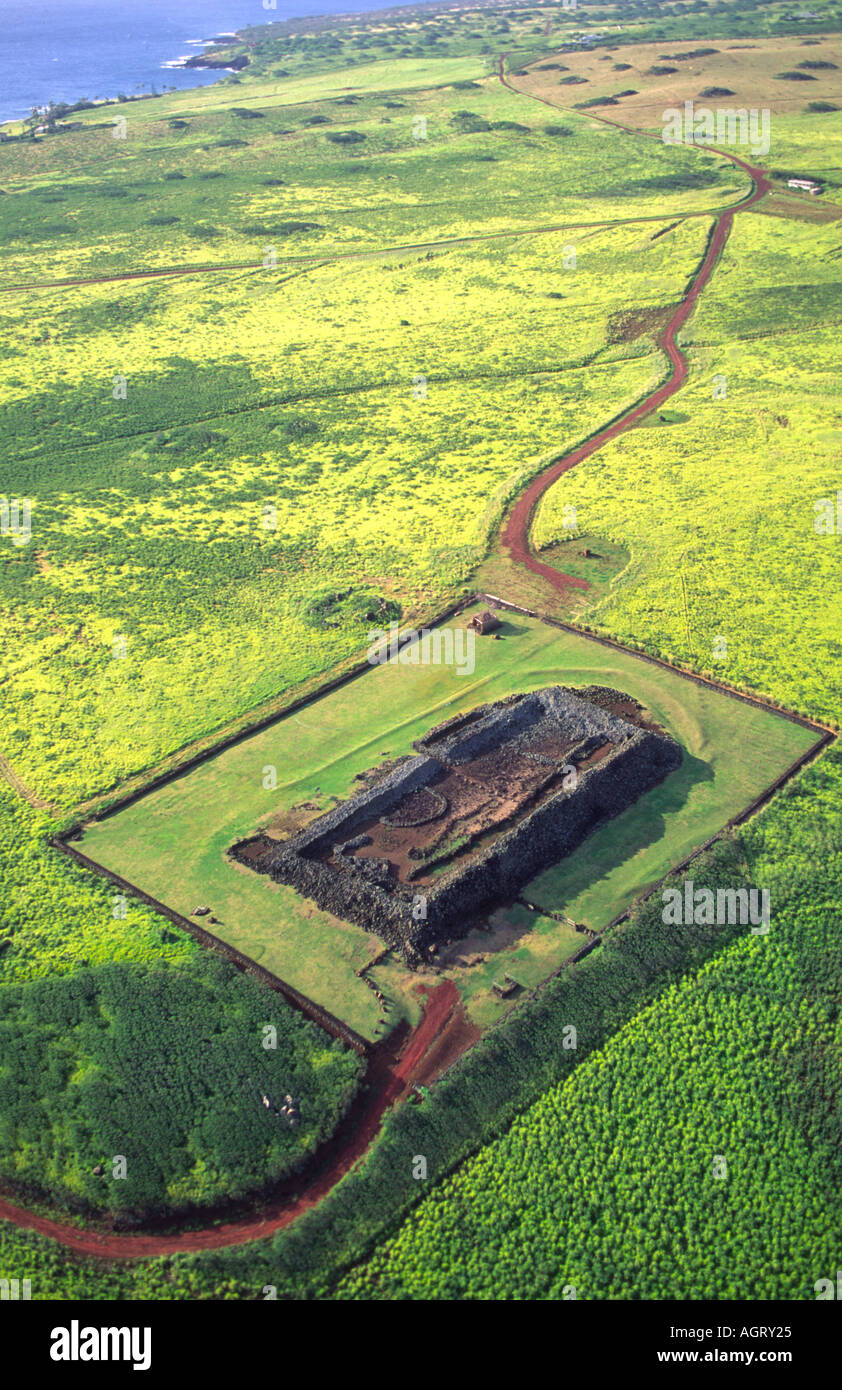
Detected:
left=52, top=838, right=370, bottom=1057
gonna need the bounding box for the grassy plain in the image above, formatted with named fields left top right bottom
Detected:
left=534, top=212, right=842, bottom=725
left=1, top=211, right=717, bottom=806
left=0, top=0, right=840, bottom=1300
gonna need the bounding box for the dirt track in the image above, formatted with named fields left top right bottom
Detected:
left=499, top=57, right=771, bottom=588
left=0, top=59, right=774, bottom=1261
left=0, top=754, right=56, bottom=811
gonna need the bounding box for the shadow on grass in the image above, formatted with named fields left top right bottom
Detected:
left=526, top=748, right=714, bottom=914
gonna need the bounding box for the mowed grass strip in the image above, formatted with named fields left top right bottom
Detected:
left=81, top=608, right=816, bottom=1035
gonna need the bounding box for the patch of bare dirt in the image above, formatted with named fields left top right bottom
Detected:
left=408, top=999, right=482, bottom=1087
left=607, top=304, right=678, bottom=344
left=265, top=799, right=329, bottom=839
left=332, top=743, right=587, bottom=887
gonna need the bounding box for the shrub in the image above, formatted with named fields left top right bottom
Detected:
left=450, top=113, right=491, bottom=133
left=188, top=224, right=223, bottom=240
left=660, top=47, right=719, bottom=60
left=325, top=130, right=366, bottom=144
left=297, top=586, right=401, bottom=631
left=274, top=415, right=319, bottom=439
left=241, top=220, right=321, bottom=236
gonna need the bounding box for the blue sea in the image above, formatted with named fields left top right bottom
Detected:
left=0, top=0, right=381, bottom=125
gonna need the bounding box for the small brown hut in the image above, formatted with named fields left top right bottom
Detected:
left=468, top=610, right=501, bottom=636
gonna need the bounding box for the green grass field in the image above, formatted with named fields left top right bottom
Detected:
left=81, top=605, right=816, bottom=1035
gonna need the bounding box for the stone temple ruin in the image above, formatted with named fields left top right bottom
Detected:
left=231, top=686, right=682, bottom=968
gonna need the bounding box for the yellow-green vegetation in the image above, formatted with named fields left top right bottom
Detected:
left=0, top=71, right=743, bottom=283
left=534, top=212, right=842, bottom=724
left=82, top=607, right=815, bottom=1034
left=0, top=781, right=195, bottom=984
left=2, top=213, right=716, bottom=806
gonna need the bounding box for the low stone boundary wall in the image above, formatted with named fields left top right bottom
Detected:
left=51, top=837, right=370, bottom=1057
left=264, top=700, right=681, bottom=966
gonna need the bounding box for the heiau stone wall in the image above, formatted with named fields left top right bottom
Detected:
left=256, top=687, right=681, bottom=967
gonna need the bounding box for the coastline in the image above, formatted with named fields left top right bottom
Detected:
left=0, top=0, right=506, bottom=129
left=0, top=32, right=248, bottom=132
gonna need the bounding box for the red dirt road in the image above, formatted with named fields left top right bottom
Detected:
left=0, top=980, right=459, bottom=1259
left=499, top=59, right=771, bottom=590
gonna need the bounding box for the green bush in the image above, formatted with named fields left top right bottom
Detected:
left=297, top=586, right=401, bottom=632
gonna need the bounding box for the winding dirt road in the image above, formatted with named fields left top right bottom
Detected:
left=0, top=980, right=460, bottom=1259
left=499, top=58, right=771, bottom=588
left=0, top=59, right=773, bottom=1262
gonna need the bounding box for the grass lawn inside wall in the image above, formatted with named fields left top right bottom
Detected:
left=78, top=604, right=819, bottom=1040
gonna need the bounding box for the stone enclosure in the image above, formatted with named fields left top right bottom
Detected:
left=231, top=686, right=682, bottom=967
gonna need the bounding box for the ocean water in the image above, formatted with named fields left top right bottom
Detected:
left=0, top=0, right=377, bottom=124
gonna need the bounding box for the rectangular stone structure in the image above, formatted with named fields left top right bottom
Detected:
left=249, top=686, right=681, bottom=966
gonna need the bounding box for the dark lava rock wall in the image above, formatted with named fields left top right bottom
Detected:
left=264, top=692, right=682, bottom=967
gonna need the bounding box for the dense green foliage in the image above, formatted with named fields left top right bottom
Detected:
left=0, top=952, right=362, bottom=1219
left=0, top=831, right=768, bottom=1297
left=335, top=751, right=842, bottom=1299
